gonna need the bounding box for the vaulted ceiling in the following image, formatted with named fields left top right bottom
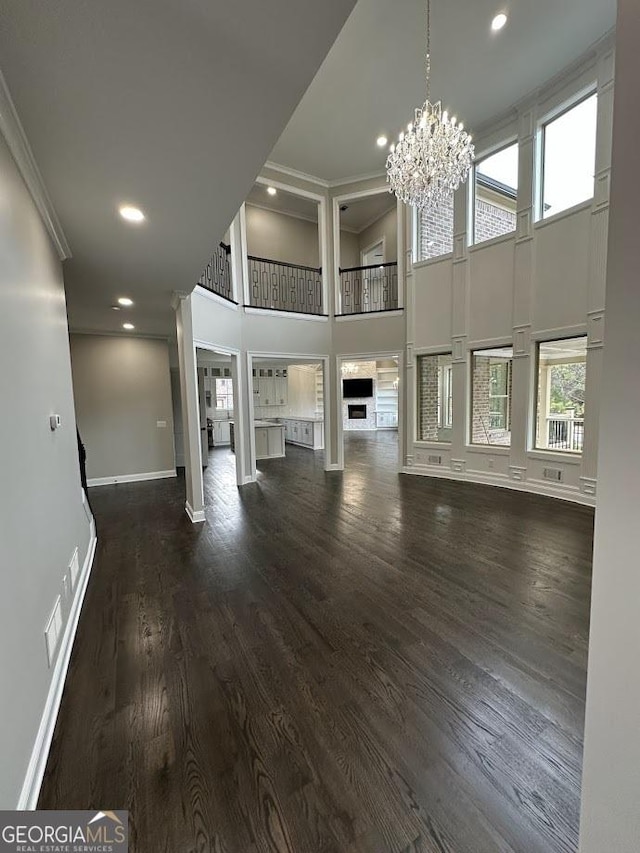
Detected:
left=270, top=0, right=617, bottom=182
left=0, top=0, right=617, bottom=335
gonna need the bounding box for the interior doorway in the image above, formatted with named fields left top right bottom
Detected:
left=338, top=352, right=403, bottom=472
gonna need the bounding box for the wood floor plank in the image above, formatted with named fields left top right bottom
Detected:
left=39, top=432, right=593, bottom=853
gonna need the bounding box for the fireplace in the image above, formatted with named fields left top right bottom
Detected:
left=348, top=404, right=367, bottom=420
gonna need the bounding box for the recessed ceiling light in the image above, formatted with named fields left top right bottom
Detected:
left=376, top=135, right=388, bottom=147
left=491, top=12, right=507, bottom=31
left=111, top=305, right=121, bottom=311
left=122, top=322, right=135, bottom=330
left=117, top=297, right=134, bottom=306
left=119, top=205, right=145, bottom=223
left=267, top=187, right=277, bottom=196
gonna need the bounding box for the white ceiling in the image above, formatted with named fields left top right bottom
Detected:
left=246, top=182, right=395, bottom=232
left=340, top=194, right=396, bottom=233
left=0, top=0, right=356, bottom=335
left=246, top=185, right=319, bottom=223
left=270, top=0, right=616, bottom=182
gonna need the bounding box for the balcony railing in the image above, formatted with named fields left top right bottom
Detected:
left=546, top=416, right=584, bottom=452
left=247, top=255, right=324, bottom=316
left=197, top=242, right=235, bottom=303
left=338, top=262, right=399, bottom=316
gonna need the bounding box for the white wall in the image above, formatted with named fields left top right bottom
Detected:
left=358, top=205, right=398, bottom=262
left=70, top=335, right=176, bottom=483
left=0, top=132, right=92, bottom=807
left=287, top=365, right=319, bottom=417
left=579, top=4, right=640, bottom=849
left=406, top=36, right=614, bottom=505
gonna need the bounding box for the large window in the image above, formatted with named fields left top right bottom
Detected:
left=417, top=353, right=453, bottom=442
left=541, top=93, right=597, bottom=219
left=471, top=347, right=513, bottom=446
left=535, top=336, right=587, bottom=453
left=215, top=377, right=234, bottom=411
left=417, top=198, right=454, bottom=261
left=473, top=142, right=518, bottom=245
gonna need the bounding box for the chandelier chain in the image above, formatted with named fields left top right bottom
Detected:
left=425, top=0, right=431, bottom=100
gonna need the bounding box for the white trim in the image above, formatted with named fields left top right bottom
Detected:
left=412, top=252, right=454, bottom=270
left=403, top=465, right=595, bottom=507
left=0, top=69, right=71, bottom=261
left=335, top=309, right=404, bottom=322
left=360, top=235, right=386, bottom=267
left=535, top=198, right=593, bottom=229
left=185, top=501, right=206, bottom=523
left=245, top=199, right=319, bottom=226
left=263, top=160, right=330, bottom=189
left=193, top=285, right=238, bottom=310
left=17, top=525, right=98, bottom=809
left=468, top=230, right=516, bottom=254
left=527, top=448, right=583, bottom=465
left=255, top=173, right=326, bottom=202
left=87, top=469, right=176, bottom=487
left=262, top=160, right=388, bottom=190
left=243, top=306, right=328, bottom=322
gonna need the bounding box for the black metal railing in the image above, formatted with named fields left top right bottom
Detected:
left=337, top=262, right=399, bottom=315
left=197, top=242, right=235, bottom=303
left=246, top=255, right=324, bottom=316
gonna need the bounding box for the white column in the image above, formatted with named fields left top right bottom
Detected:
left=579, top=4, right=640, bottom=850
left=174, top=293, right=205, bottom=522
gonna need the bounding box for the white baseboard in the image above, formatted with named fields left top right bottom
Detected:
left=17, top=522, right=98, bottom=809
left=185, top=501, right=206, bottom=523
left=402, top=465, right=596, bottom=507
left=324, top=463, right=344, bottom=471
left=87, top=469, right=176, bottom=487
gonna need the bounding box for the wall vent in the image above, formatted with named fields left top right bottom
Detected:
left=428, top=455, right=442, bottom=465
left=543, top=467, right=563, bottom=482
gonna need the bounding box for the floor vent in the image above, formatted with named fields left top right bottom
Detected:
left=543, top=467, right=563, bottom=482
left=428, top=455, right=442, bottom=465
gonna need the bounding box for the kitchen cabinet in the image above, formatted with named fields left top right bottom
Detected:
left=280, top=418, right=324, bottom=450
left=212, top=420, right=231, bottom=446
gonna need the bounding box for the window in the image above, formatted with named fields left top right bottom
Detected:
left=417, top=353, right=453, bottom=442
left=215, top=377, right=233, bottom=411
left=471, top=347, right=513, bottom=446
left=541, top=93, right=597, bottom=218
left=473, top=142, right=518, bottom=244
left=535, top=336, right=587, bottom=453
left=417, top=198, right=454, bottom=261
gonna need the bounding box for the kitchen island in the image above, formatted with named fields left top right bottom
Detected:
left=230, top=420, right=286, bottom=460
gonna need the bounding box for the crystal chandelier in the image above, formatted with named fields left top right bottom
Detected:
left=386, top=0, right=474, bottom=211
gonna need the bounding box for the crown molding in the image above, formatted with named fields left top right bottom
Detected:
left=263, top=160, right=330, bottom=189
left=0, top=69, right=71, bottom=261
left=264, top=160, right=388, bottom=191
left=245, top=200, right=319, bottom=227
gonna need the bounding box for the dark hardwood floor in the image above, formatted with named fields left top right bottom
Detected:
left=40, top=431, right=594, bottom=853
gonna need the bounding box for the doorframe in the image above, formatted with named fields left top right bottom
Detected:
left=360, top=236, right=386, bottom=267
left=336, top=350, right=404, bottom=473
left=247, top=350, right=331, bottom=480
left=193, top=340, right=246, bottom=488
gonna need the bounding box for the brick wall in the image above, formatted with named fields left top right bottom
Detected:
left=418, top=195, right=454, bottom=261
left=417, top=356, right=440, bottom=440
left=475, top=198, right=516, bottom=244
left=471, top=355, right=512, bottom=445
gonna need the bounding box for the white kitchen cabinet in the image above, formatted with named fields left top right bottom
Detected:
left=254, top=422, right=285, bottom=459
left=212, top=420, right=231, bottom=446
left=280, top=418, right=324, bottom=449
